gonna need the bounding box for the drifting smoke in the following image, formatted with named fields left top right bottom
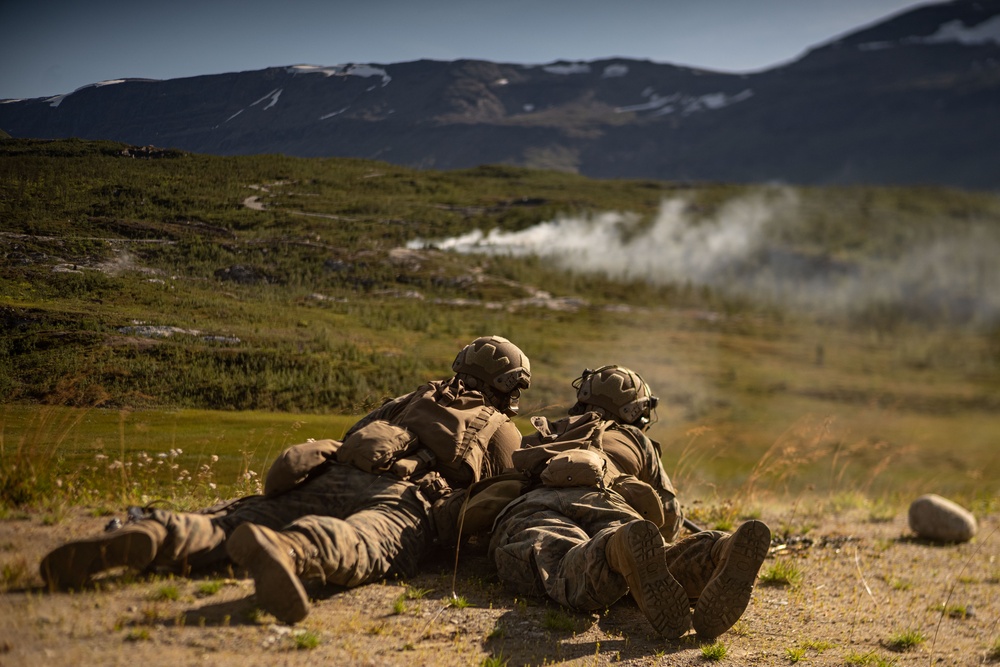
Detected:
left=409, top=191, right=1000, bottom=327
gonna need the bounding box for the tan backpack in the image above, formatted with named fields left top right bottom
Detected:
left=264, top=439, right=342, bottom=496
left=514, top=412, right=668, bottom=527
left=511, top=412, right=610, bottom=478
left=392, top=380, right=508, bottom=485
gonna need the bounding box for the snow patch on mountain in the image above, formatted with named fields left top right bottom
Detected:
left=319, top=107, right=349, bottom=120
left=616, top=89, right=753, bottom=116
left=859, top=14, right=1000, bottom=50
left=257, top=89, right=282, bottom=110
left=46, top=79, right=129, bottom=108
left=542, top=62, right=591, bottom=75
left=602, top=64, right=629, bottom=78
left=287, top=63, right=391, bottom=86
left=923, top=15, right=1000, bottom=45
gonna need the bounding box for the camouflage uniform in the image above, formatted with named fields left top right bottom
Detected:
left=141, top=464, right=438, bottom=585
left=41, top=336, right=532, bottom=623
left=490, top=365, right=771, bottom=639
left=490, top=417, right=680, bottom=610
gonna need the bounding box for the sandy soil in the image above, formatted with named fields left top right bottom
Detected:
left=0, top=506, right=997, bottom=666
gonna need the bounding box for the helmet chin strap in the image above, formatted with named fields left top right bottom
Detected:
left=457, top=373, right=520, bottom=417
left=486, top=385, right=519, bottom=417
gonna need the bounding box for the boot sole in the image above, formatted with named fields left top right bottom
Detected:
left=618, top=520, right=691, bottom=639
left=40, top=530, right=157, bottom=590
left=227, top=524, right=309, bottom=624
left=692, top=520, right=771, bottom=638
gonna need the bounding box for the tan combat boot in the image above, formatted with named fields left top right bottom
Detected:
left=606, top=519, right=691, bottom=639
left=40, top=520, right=167, bottom=590
left=226, top=523, right=312, bottom=624
left=692, top=519, right=771, bottom=639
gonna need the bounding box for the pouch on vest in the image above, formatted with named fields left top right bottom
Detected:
left=539, top=448, right=609, bottom=488
left=264, top=439, right=342, bottom=496
left=390, top=448, right=436, bottom=480
left=336, top=420, right=419, bottom=474
left=611, top=474, right=666, bottom=527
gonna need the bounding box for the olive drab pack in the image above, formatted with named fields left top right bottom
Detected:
left=539, top=448, right=614, bottom=488
left=390, top=379, right=509, bottom=485
left=335, top=420, right=420, bottom=474
left=610, top=475, right=667, bottom=526
left=513, top=411, right=669, bottom=528
left=264, top=439, right=342, bottom=496
left=511, top=411, right=610, bottom=477
left=517, top=413, right=618, bottom=489
left=267, top=377, right=508, bottom=498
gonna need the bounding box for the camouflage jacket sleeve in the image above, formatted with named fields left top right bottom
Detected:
left=482, top=420, right=521, bottom=478
left=618, top=426, right=684, bottom=542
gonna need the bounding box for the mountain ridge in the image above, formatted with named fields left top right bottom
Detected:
left=2, top=0, right=999, bottom=189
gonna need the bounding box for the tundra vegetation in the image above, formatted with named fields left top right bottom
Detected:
left=0, top=138, right=997, bottom=665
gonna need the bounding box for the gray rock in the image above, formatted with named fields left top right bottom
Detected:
left=908, top=494, right=978, bottom=543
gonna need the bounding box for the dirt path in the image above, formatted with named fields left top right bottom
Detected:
left=1, top=506, right=997, bottom=666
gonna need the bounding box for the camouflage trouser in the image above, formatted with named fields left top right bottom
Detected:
left=489, top=486, right=729, bottom=609
left=663, top=529, right=727, bottom=601
left=489, top=486, right=641, bottom=611
left=144, top=463, right=433, bottom=587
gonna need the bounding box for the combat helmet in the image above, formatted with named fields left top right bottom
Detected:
left=570, top=365, right=658, bottom=428
left=452, top=336, right=531, bottom=416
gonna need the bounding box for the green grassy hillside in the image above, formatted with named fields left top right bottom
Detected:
left=2, top=138, right=998, bottom=509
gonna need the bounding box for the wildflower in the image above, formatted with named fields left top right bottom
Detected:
left=210, top=455, right=219, bottom=463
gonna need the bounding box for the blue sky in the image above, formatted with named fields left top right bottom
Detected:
left=2, top=0, right=930, bottom=100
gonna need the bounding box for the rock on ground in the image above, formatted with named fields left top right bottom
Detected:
left=908, top=493, right=978, bottom=543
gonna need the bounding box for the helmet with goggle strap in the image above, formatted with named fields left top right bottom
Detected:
left=570, top=364, right=658, bottom=428
left=452, top=336, right=531, bottom=416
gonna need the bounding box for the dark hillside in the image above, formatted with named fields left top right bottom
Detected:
left=1, top=1, right=998, bottom=188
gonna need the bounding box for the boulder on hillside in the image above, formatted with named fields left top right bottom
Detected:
left=908, top=494, right=977, bottom=543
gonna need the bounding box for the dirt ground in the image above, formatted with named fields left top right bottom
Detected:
left=0, top=505, right=997, bottom=667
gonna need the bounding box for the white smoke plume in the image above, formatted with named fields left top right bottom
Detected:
left=409, top=191, right=1000, bottom=326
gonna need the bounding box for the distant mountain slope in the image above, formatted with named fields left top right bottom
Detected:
left=2, top=0, right=998, bottom=189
